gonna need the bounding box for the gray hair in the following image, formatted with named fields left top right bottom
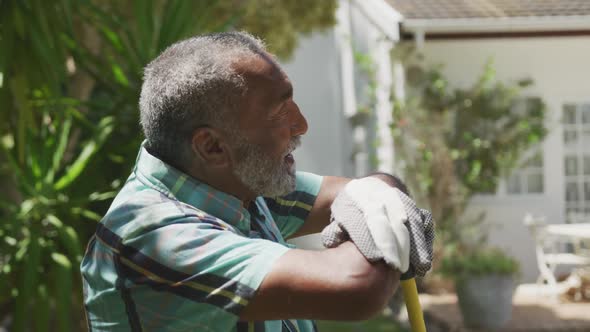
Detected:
left=139, top=31, right=267, bottom=169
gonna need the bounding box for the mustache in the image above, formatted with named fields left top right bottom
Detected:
left=287, top=136, right=302, bottom=154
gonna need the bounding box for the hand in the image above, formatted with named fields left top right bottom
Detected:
left=395, top=189, right=434, bottom=277
left=321, top=178, right=434, bottom=277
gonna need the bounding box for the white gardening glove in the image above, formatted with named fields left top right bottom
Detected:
left=322, top=178, right=411, bottom=273
left=322, top=177, right=435, bottom=277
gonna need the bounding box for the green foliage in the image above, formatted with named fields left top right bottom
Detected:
left=449, top=67, right=546, bottom=194
left=0, top=108, right=116, bottom=331
left=390, top=47, right=546, bottom=282
left=440, top=247, right=519, bottom=278
left=1, top=0, right=338, bottom=328
left=0, top=0, right=74, bottom=162
left=391, top=48, right=547, bottom=248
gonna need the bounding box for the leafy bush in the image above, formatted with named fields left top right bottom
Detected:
left=440, top=247, right=519, bottom=278
left=390, top=47, right=547, bottom=271
left=392, top=51, right=546, bottom=233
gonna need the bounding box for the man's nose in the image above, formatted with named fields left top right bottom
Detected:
left=291, top=103, right=308, bottom=136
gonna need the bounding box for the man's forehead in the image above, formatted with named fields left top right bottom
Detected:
left=230, top=53, right=292, bottom=126
left=233, top=52, right=287, bottom=82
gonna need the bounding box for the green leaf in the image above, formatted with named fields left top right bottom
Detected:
left=4, top=237, right=17, bottom=247
left=52, top=253, right=72, bottom=332
left=45, top=115, right=72, bottom=184
left=27, top=130, right=44, bottom=183
left=0, top=141, right=35, bottom=196
left=157, top=0, right=193, bottom=50
left=11, top=6, right=26, bottom=38
left=134, top=0, right=156, bottom=58
left=34, top=284, right=50, bottom=332
left=54, top=116, right=115, bottom=190
left=71, top=207, right=102, bottom=222
left=46, top=214, right=64, bottom=229
left=51, top=252, right=72, bottom=269
left=65, top=106, right=95, bottom=129
left=100, top=26, right=125, bottom=52
left=111, top=63, right=129, bottom=87
left=89, top=191, right=118, bottom=201
left=14, top=238, right=30, bottom=262
left=59, top=223, right=82, bottom=264
left=13, top=236, right=41, bottom=332
left=10, top=75, right=30, bottom=165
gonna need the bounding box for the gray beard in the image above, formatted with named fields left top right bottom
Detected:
left=231, top=136, right=301, bottom=198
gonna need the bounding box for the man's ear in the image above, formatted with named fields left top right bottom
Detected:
left=191, top=128, right=231, bottom=167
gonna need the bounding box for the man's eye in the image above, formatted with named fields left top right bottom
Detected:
left=272, top=104, right=289, bottom=118
left=279, top=106, right=289, bottom=115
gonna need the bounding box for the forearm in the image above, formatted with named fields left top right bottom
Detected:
left=290, top=175, right=350, bottom=238
left=292, top=172, right=402, bottom=238
left=239, top=242, right=400, bottom=321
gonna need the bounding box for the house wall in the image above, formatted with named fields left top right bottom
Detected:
left=280, top=30, right=354, bottom=178
left=418, top=36, right=590, bottom=282
left=280, top=0, right=401, bottom=248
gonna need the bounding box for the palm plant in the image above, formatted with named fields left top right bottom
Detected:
left=1, top=1, right=338, bottom=330
left=0, top=107, right=116, bottom=331
left=0, top=3, right=118, bottom=321
left=1, top=2, right=220, bottom=329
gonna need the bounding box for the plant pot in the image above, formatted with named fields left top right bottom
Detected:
left=455, top=274, right=515, bottom=330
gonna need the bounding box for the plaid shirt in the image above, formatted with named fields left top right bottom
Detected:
left=81, top=143, right=323, bottom=332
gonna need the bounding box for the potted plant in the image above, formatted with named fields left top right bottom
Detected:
left=440, top=246, right=520, bottom=329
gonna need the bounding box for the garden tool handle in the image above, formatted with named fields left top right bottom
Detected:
left=400, top=266, right=426, bottom=332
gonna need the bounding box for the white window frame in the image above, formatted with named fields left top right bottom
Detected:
left=504, top=149, right=544, bottom=195
left=562, top=102, right=590, bottom=221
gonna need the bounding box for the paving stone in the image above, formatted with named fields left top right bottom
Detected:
left=420, top=285, right=590, bottom=331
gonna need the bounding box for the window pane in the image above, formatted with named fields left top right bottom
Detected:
left=566, top=182, right=579, bottom=202
left=568, top=211, right=587, bottom=223
left=507, top=174, right=521, bottom=194
left=585, top=156, right=590, bottom=175
left=563, top=104, right=577, bottom=124
left=564, top=130, right=578, bottom=146
left=585, top=182, right=590, bottom=201
left=527, top=173, right=543, bottom=193
left=565, top=156, right=578, bottom=175
left=582, top=104, right=590, bottom=123
left=508, top=150, right=544, bottom=196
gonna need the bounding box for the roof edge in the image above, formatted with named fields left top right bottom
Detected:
left=402, top=15, right=590, bottom=33
left=352, top=0, right=404, bottom=40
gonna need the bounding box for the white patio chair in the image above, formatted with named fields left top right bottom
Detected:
left=566, top=211, right=590, bottom=257
left=523, top=213, right=590, bottom=293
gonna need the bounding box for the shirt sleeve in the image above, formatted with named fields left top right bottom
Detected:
left=263, top=171, right=323, bottom=239
left=99, top=217, right=290, bottom=323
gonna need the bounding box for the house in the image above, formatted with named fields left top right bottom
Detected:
left=280, top=0, right=404, bottom=248
left=283, top=0, right=590, bottom=282
left=389, top=0, right=590, bottom=282
left=282, top=0, right=403, bottom=178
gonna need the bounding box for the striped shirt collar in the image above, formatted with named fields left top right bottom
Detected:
left=134, top=141, right=251, bottom=232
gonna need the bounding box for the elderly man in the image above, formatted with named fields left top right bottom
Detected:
left=81, top=32, right=433, bottom=332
